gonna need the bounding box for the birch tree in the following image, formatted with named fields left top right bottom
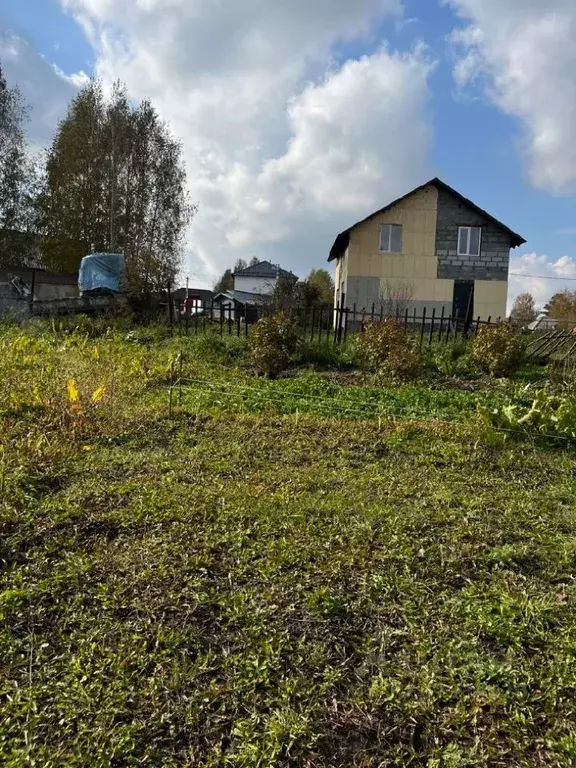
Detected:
left=37, top=80, right=194, bottom=292
left=0, top=65, right=37, bottom=267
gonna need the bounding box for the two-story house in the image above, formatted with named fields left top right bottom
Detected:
left=214, top=260, right=298, bottom=319
left=328, top=178, right=526, bottom=321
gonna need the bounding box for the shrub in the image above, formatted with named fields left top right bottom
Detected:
left=471, top=324, right=526, bottom=377
left=356, top=320, right=420, bottom=382
left=251, top=312, right=298, bottom=378
left=377, top=345, right=421, bottom=384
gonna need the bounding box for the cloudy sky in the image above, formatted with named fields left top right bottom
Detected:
left=2, top=0, right=576, bottom=309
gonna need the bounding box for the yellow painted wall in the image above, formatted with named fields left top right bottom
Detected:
left=474, top=280, right=508, bottom=321
left=347, top=184, right=439, bottom=301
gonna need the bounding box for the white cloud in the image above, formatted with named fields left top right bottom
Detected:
left=508, top=251, right=576, bottom=311
left=446, top=0, right=576, bottom=195
left=51, top=63, right=90, bottom=89
left=60, top=0, right=434, bottom=285
left=0, top=31, right=82, bottom=148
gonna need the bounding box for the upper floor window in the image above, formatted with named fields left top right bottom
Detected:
left=458, top=226, right=482, bottom=257
left=380, top=224, right=403, bottom=253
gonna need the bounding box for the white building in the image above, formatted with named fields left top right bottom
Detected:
left=214, top=261, right=298, bottom=320
left=233, top=261, right=297, bottom=295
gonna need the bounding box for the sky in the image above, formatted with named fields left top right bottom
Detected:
left=1, top=0, right=576, bottom=311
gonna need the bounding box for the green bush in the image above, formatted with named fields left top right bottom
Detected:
left=471, top=324, right=526, bottom=377
left=424, top=341, right=479, bottom=378
left=356, top=320, right=420, bottom=382
left=294, top=339, right=357, bottom=370
left=251, top=312, right=298, bottom=378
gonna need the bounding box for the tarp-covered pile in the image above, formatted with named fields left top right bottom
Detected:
left=79, top=253, right=125, bottom=295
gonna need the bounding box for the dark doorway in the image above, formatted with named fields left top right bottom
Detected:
left=452, top=280, right=474, bottom=326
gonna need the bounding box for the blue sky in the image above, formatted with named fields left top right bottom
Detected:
left=2, top=0, right=576, bottom=308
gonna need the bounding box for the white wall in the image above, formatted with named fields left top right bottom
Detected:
left=234, top=275, right=277, bottom=294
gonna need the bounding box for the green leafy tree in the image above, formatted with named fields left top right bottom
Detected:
left=273, top=273, right=298, bottom=309
left=0, top=65, right=37, bottom=267
left=214, top=268, right=233, bottom=293
left=298, top=268, right=334, bottom=306
left=510, top=292, right=537, bottom=327
left=544, top=291, right=576, bottom=325
left=37, top=79, right=194, bottom=293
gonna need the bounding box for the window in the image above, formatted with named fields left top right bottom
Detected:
left=458, top=226, right=481, bottom=257
left=380, top=224, right=402, bottom=253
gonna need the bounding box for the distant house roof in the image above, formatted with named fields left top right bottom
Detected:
left=172, top=287, right=214, bottom=302
left=234, top=260, right=297, bottom=280
left=214, top=290, right=270, bottom=306
left=328, top=177, right=526, bottom=262
left=527, top=313, right=558, bottom=331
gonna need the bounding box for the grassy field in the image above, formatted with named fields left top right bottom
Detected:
left=2, top=321, right=576, bottom=766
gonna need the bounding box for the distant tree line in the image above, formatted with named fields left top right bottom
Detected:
left=0, top=65, right=194, bottom=295
left=510, top=289, right=576, bottom=328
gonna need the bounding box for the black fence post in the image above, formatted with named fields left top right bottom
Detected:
left=228, top=303, right=233, bottom=336
left=437, top=306, right=445, bottom=343
left=428, top=307, right=436, bottom=348
left=419, top=307, right=427, bottom=348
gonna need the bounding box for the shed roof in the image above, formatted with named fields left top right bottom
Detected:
left=214, top=290, right=269, bottom=306
left=328, top=177, right=526, bottom=262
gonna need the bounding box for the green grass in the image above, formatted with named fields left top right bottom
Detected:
left=2, top=321, right=576, bottom=766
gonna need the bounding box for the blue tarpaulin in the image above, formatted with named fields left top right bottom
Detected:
left=79, top=253, right=125, bottom=295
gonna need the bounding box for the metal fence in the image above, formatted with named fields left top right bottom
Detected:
left=172, top=295, right=505, bottom=349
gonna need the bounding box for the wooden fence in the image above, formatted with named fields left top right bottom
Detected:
left=525, top=328, right=576, bottom=361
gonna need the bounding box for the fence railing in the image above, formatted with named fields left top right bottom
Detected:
left=172, top=295, right=504, bottom=349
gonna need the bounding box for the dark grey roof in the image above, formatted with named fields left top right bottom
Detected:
left=213, top=290, right=270, bottom=305
left=234, top=260, right=297, bottom=280
left=172, top=287, right=214, bottom=301
left=328, top=177, right=526, bottom=261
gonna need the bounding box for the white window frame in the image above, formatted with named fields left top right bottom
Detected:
left=457, top=226, right=482, bottom=257
left=380, top=224, right=403, bottom=253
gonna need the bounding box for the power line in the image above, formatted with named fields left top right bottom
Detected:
left=510, top=272, right=576, bottom=281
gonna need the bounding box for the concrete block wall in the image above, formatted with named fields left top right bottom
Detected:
left=435, top=187, right=511, bottom=281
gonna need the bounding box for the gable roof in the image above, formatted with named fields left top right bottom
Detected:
left=234, top=260, right=297, bottom=280
left=328, top=177, right=526, bottom=261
